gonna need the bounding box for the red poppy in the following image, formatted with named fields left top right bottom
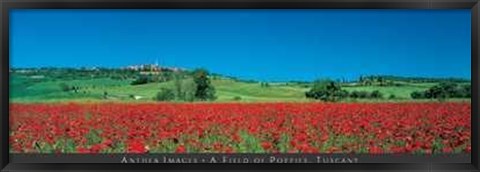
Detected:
left=261, top=142, right=272, bottom=150
left=176, top=145, right=186, bottom=153
left=127, top=140, right=146, bottom=153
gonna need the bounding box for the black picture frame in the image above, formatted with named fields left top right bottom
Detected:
left=1, top=0, right=478, bottom=171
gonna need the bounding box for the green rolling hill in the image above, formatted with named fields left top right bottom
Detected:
left=10, top=73, right=460, bottom=103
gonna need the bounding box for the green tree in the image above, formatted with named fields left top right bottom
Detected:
left=370, top=90, right=383, bottom=99
left=389, top=94, right=396, bottom=99
left=59, top=83, right=71, bottom=92
left=193, top=69, right=216, bottom=101
left=410, top=82, right=471, bottom=100
left=155, top=88, right=175, bottom=101
left=462, top=84, right=471, bottom=98
left=349, top=90, right=370, bottom=99
left=182, top=78, right=197, bottom=102
left=173, top=73, right=185, bottom=100
left=131, top=76, right=150, bottom=85
left=305, top=80, right=344, bottom=102
left=411, top=91, right=425, bottom=99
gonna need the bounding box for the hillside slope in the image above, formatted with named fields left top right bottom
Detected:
left=10, top=75, right=456, bottom=103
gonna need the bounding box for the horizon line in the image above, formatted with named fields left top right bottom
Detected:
left=9, top=66, right=472, bottom=82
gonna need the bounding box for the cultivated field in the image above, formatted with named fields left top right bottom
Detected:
left=9, top=69, right=472, bottom=154
left=10, top=102, right=470, bottom=153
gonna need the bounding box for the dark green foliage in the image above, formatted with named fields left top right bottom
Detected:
left=334, top=90, right=350, bottom=99
left=305, top=80, right=346, bottom=102
left=233, top=96, right=242, bottom=101
left=461, top=84, right=471, bottom=97
left=358, top=75, right=470, bottom=87
left=349, top=91, right=360, bottom=99
left=59, top=83, right=71, bottom=92
left=349, top=90, right=383, bottom=99
left=410, top=82, right=471, bottom=100
left=349, top=91, right=370, bottom=99
left=388, top=94, right=396, bottom=99
left=193, top=69, right=216, bottom=101
left=370, top=90, right=383, bottom=99
left=72, top=86, right=79, bottom=93
left=410, top=91, right=425, bottom=99
left=361, top=75, right=470, bottom=83
left=260, top=82, right=270, bottom=88
left=155, top=88, right=175, bottom=101
left=130, top=76, right=150, bottom=85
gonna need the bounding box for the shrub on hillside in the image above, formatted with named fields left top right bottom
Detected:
left=410, top=82, right=471, bottom=100
left=59, top=83, right=71, bottom=92
left=155, top=88, right=175, bottom=101
left=370, top=90, right=383, bottom=99
left=388, top=94, right=396, bottom=99
left=131, top=76, right=150, bottom=85
left=349, top=90, right=384, bottom=99
left=233, top=96, right=242, bottom=101
left=305, top=80, right=346, bottom=102
left=349, top=91, right=370, bottom=99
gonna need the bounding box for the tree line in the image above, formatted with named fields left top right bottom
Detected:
left=304, top=80, right=385, bottom=102
left=365, top=75, right=470, bottom=83
left=305, top=80, right=471, bottom=102
left=410, top=82, right=471, bottom=100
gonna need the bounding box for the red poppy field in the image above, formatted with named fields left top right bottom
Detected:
left=9, top=102, right=471, bottom=154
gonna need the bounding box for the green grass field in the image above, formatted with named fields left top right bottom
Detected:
left=10, top=73, right=469, bottom=103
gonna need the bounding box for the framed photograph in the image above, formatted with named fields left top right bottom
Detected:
left=1, top=0, right=478, bottom=171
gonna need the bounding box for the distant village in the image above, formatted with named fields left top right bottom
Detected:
left=122, top=64, right=183, bottom=75
left=11, top=63, right=185, bottom=76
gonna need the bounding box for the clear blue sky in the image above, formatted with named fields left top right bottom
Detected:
left=10, top=9, right=471, bottom=81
